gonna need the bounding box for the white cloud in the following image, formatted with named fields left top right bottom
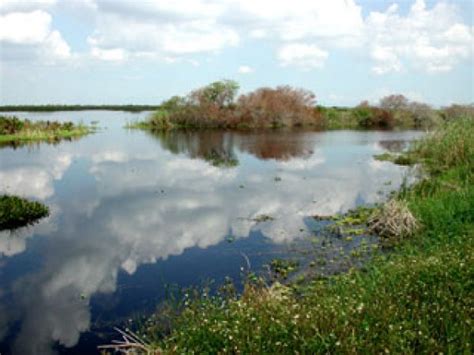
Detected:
left=367, top=0, right=473, bottom=74
left=0, top=0, right=57, bottom=14
left=232, top=0, right=364, bottom=45
left=83, top=0, right=361, bottom=62
left=0, top=0, right=472, bottom=77
left=0, top=10, right=70, bottom=62
left=0, top=10, right=51, bottom=43
left=278, top=43, right=328, bottom=69
left=238, top=65, right=254, bottom=74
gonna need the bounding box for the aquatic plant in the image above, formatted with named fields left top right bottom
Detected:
left=0, top=195, right=49, bottom=230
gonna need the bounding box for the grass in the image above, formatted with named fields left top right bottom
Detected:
left=0, top=115, right=93, bottom=145
left=104, top=117, right=473, bottom=353
left=0, top=195, right=49, bottom=230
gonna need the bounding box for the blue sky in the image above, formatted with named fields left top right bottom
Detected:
left=0, top=0, right=473, bottom=106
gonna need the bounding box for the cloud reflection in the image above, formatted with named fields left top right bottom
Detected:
left=0, top=129, right=422, bottom=353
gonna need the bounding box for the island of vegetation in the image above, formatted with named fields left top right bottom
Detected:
left=0, top=195, right=49, bottom=230
left=127, top=79, right=473, bottom=131
left=103, top=115, right=473, bottom=353
left=0, top=115, right=94, bottom=145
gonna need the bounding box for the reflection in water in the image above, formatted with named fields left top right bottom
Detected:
left=0, top=113, right=423, bottom=354
left=376, top=139, right=410, bottom=152
left=152, top=129, right=316, bottom=167
left=152, top=130, right=239, bottom=168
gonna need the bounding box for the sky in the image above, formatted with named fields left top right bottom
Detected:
left=0, top=0, right=473, bottom=106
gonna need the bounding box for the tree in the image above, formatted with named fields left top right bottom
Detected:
left=189, top=80, right=240, bottom=108
left=160, top=95, right=186, bottom=112
left=379, top=94, right=409, bottom=111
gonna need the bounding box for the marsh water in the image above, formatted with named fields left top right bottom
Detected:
left=0, top=111, right=423, bottom=354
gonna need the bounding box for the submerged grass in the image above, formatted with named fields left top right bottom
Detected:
left=0, top=195, right=49, bottom=230
left=0, top=115, right=93, bottom=145
left=105, top=118, right=474, bottom=354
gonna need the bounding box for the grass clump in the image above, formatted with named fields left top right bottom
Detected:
left=368, top=199, right=418, bottom=241
left=104, top=117, right=474, bottom=354
left=0, top=195, right=49, bottom=230
left=0, top=115, right=93, bottom=145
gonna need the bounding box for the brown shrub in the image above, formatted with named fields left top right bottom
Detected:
left=237, top=86, right=320, bottom=128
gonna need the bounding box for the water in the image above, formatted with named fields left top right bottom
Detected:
left=0, top=111, right=423, bottom=354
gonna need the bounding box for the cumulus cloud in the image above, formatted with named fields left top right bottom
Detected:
left=0, top=9, right=70, bottom=62
left=367, top=0, right=473, bottom=74
left=0, top=153, right=73, bottom=199
left=0, top=0, right=472, bottom=74
left=278, top=43, right=328, bottom=69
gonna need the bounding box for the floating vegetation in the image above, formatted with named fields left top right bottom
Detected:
left=314, top=206, right=376, bottom=238
left=225, top=235, right=235, bottom=243
left=269, top=259, right=299, bottom=280
left=0, top=195, right=49, bottom=230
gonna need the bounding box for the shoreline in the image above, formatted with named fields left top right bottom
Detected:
left=103, top=117, right=473, bottom=354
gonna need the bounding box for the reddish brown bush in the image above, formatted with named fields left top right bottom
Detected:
left=237, top=86, right=320, bottom=128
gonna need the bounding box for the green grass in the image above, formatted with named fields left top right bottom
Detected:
left=0, top=195, right=49, bottom=230
left=0, top=115, right=93, bottom=145
left=111, top=118, right=474, bottom=354
left=125, top=109, right=173, bottom=130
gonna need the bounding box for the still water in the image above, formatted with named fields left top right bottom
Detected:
left=0, top=111, right=423, bottom=354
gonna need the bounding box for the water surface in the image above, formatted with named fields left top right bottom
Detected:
left=0, top=111, right=423, bottom=354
